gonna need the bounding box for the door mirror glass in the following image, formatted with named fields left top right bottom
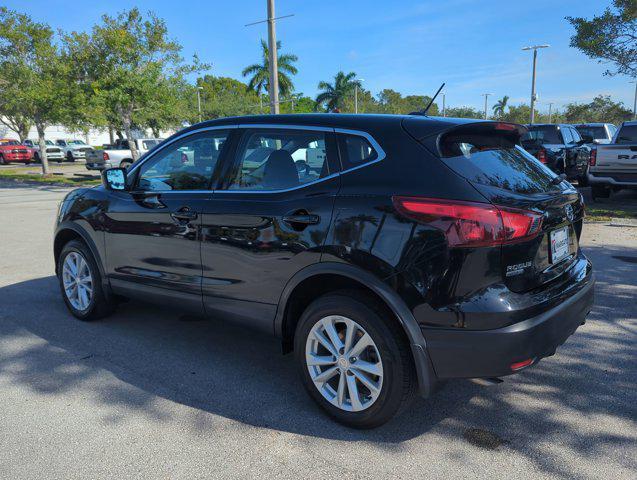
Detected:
left=102, top=167, right=128, bottom=191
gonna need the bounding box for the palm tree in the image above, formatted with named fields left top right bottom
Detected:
left=492, top=95, right=510, bottom=118
left=315, top=71, right=361, bottom=112
left=242, top=39, right=298, bottom=98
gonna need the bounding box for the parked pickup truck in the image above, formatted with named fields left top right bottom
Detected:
left=0, top=139, right=33, bottom=164
left=23, top=139, right=65, bottom=162
left=85, top=138, right=163, bottom=170
left=588, top=121, right=637, bottom=198
left=56, top=139, right=93, bottom=162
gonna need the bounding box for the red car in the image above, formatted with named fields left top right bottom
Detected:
left=0, top=138, right=34, bottom=164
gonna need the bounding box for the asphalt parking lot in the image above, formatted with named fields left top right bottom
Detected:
left=0, top=183, right=635, bottom=479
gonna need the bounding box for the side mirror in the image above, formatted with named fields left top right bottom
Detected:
left=102, top=167, right=128, bottom=191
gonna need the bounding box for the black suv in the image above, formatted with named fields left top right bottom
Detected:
left=521, top=124, right=592, bottom=184
left=54, top=114, right=594, bottom=428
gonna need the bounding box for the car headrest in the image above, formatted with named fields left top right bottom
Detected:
left=263, top=150, right=298, bottom=189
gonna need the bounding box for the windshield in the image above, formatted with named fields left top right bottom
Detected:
left=521, top=126, right=562, bottom=144
left=439, top=128, right=560, bottom=194
left=1, top=140, right=20, bottom=146
left=575, top=126, right=606, bottom=140
left=45, top=140, right=54, bottom=145
left=615, top=125, right=637, bottom=144
left=68, top=140, right=87, bottom=145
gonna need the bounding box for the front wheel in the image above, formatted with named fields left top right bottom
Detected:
left=0, top=155, right=5, bottom=165
left=58, top=240, right=115, bottom=320
left=67, top=152, right=75, bottom=162
left=295, top=290, right=415, bottom=429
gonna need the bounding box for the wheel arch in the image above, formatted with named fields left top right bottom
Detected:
left=275, top=262, right=438, bottom=397
left=54, top=223, right=106, bottom=282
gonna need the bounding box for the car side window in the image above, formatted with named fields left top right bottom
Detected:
left=136, top=131, right=229, bottom=191
left=339, top=134, right=380, bottom=170
left=560, top=127, right=572, bottom=145
left=569, top=127, right=582, bottom=143
left=224, top=129, right=330, bottom=191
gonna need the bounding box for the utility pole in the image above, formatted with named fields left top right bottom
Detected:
left=196, top=86, right=203, bottom=123
left=482, top=93, right=492, bottom=119
left=547, top=102, right=553, bottom=123
left=354, top=78, right=365, bottom=113
left=631, top=80, right=637, bottom=120
left=522, top=44, right=549, bottom=124
left=442, top=93, right=446, bottom=117
left=245, top=3, right=294, bottom=115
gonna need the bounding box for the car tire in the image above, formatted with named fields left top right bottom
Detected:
left=58, top=240, right=115, bottom=321
left=67, top=152, right=75, bottom=162
left=294, top=290, right=416, bottom=429
left=0, top=154, right=5, bottom=165
left=591, top=185, right=611, bottom=200
left=578, top=174, right=589, bottom=187
left=34, top=152, right=40, bottom=163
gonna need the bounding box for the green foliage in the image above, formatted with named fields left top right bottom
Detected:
left=242, top=39, right=298, bottom=98
left=563, top=95, right=632, bottom=125
left=444, top=106, right=483, bottom=119
left=567, top=0, right=637, bottom=77
left=196, top=75, right=260, bottom=119
left=492, top=96, right=509, bottom=118
left=315, top=71, right=361, bottom=111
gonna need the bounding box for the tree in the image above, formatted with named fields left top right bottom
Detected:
left=567, top=0, right=637, bottom=77
left=444, top=106, right=482, bottom=119
left=376, top=89, right=439, bottom=115
left=242, top=39, right=298, bottom=99
left=65, top=8, right=208, bottom=160
left=0, top=7, right=67, bottom=174
left=492, top=95, right=510, bottom=118
left=195, top=75, right=259, bottom=119
left=564, top=95, right=632, bottom=125
left=315, top=71, right=361, bottom=112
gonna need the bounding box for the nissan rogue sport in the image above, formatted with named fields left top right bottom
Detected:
left=54, top=114, right=594, bottom=428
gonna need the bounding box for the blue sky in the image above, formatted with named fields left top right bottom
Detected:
left=7, top=0, right=634, bottom=113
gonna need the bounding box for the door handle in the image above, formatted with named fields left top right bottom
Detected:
left=171, top=207, right=198, bottom=222
left=282, top=213, right=320, bottom=226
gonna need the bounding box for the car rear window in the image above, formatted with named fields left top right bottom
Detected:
left=439, top=127, right=559, bottom=194
left=521, top=126, right=562, bottom=144
left=615, top=125, right=637, bottom=144
left=575, top=126, right=606, bottom=139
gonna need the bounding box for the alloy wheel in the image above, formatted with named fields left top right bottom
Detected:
left=62, top=251, right=93, bottom=311
left=305, top=315, right=384, bottom=412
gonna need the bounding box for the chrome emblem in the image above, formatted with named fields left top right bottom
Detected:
left=565, top=204, right=574, bottom=222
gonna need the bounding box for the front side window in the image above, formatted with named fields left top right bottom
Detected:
left=136, top=131, right=229, bottom=191
left=226, top=129, right=330, bottom=191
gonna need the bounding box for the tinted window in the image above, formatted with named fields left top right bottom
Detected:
left=562, top=127, right=573, bottom=144
left=340, top=134, right=379, bottom=170
left=521, top=126, right=562, bottom=144
left=439, top=129, right=560, bottom=194
left=575, top=126, right=606, bottom=140
left=226, top=129, right=330, bottom=191
left=569, top=127, right=581, bottom=143
left=136, top=131, right=229, bottom=191
left=616, top=125, right=637, bottom=144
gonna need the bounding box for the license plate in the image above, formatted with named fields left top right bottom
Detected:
left=550, top=226, right=570, bottom=263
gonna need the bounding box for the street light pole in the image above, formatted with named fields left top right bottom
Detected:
left=197, top=86, right=203, bottom=123
left=482, top=93, right=492, bottom=119
left=267, top=0, right=279, bottom=114
left=442, top=93, right=446, bottom=117
left=522, top=44, right=550, bottom=124
left=547, top=102, right=553, bottom=123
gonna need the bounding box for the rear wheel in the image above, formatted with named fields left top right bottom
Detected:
left=591, top=184, right=611, bottom=200
left=294, top=290, right=415, bottom=429
left=58, top=240, right=115, bottom=320
left=0, top=154, right=5, bottom=165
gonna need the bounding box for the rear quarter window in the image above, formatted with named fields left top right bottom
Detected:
left=439, top=127, right=560, bottom=194
left=338, top=134, right=380, bottom=170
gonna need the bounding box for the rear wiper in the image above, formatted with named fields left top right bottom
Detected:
left=551, top=173, right=567, bottom=186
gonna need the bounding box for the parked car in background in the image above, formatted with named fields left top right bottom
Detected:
left=574, top=123, right=617, bottom=145
left=521, top=124, right=592, bottom=184
left=588, top=120, right=637, bottom=199
left=23, top=139, right=65, bottom=163
left=55, top=114, right=594, bottom=428
left=86, top=138, right=163, bottom=170
left=0, top=138, right=33, bottom=164
left=55, top=139, right=93, bottom=162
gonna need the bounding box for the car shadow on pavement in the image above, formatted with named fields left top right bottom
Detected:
left=0, top=243, right=635, bottom=477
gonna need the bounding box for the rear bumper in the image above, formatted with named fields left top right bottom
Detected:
left=588, top=171, right=637, bottom=187
left=422, top=271, right=595, bottom=379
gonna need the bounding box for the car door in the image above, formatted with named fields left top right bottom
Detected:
left=104, top=128, right=234, bottom=311
left=200, top=125, right=340, bottom=333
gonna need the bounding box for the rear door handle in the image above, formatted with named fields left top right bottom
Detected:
left=171, top=207, right=198, bottom=222
left=282, top=213, right=320, bottom=226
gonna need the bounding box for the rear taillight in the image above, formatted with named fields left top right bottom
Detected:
left=589, top=148, right=596, bottom=166
left=536, top=148, right=547, bottom=164
left=392, top=197, right=543, bottom=248
left=103, top=152, right=109, bottom=160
